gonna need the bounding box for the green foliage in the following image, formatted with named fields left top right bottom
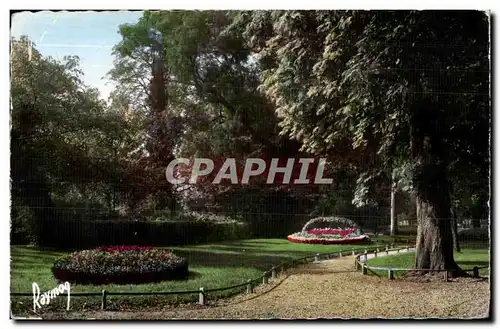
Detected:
left=10, top=37, right=137, bottom=243
left=37, top=216, right=249, bottom=250
left=239, top=10, right=489, bottom=205
left=10, top=36, right=179, bottom=239
left=110, top=11, right=282, bottom=159
left=146, top=211, right=241, bottom=223
left=10, top=204, right=38, bottom=245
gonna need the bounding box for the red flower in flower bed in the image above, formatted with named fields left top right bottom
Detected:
left=306, top=228, right=356, bottom=236
left=98, top=245, right=154, bottom=252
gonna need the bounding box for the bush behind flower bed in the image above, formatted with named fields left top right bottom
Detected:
left=52, top=247, right=188, bottom=284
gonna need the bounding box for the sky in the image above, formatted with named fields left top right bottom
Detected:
left=10, top=11, right=143, bottom=101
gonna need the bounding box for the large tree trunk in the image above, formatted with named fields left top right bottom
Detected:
left=410, top=99, right=466, bottom=277
left=390, top=175, right=398, bottom=236
left=414, top=164, right=466, bottom=277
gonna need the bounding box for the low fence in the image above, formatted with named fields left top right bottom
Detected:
left=11, top=245, right=389, bottom=310
left=354, top=246, right=489, bottom=281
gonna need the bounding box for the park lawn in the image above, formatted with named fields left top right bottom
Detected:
left=366, top=248, right=490, bottom=278
left=11, top=238, right=386, bottom=313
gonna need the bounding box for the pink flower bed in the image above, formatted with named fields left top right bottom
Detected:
left=287, top=234, right=368, bottom=245
left=306, top=228, right=356, bottom=236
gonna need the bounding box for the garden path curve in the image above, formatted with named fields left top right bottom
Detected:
left=46, top=255, right=490, bottom=319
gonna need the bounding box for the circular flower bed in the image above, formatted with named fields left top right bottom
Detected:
left=287, top=217, right=370, bottom=245
left=52, top=246, right=189, bottom=284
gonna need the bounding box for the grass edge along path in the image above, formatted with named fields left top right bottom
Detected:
left=365, top=248, right=490, bottom=278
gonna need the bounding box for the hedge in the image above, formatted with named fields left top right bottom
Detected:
left=30, top=217, right=249, bottom=250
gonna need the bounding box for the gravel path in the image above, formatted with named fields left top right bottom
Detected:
left=42, top=255, right=490, bottom=320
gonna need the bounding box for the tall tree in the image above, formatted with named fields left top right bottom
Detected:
left=240, top=10, right=490, bottom=275
left=10, top=37, right=137, bottom=243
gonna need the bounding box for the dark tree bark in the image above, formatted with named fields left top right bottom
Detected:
left=410, top=101, right=467, bottom=277
left=414, top=164, right=463, bottom=275
left=146, top=48, right=179, bottom=212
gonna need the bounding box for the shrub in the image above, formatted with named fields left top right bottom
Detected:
left=147, top=211, right=241, bottom=224
left=10, top=205, right=38, bottom=245
left=37, top=217, right=249, bottom=249
left=52, top=247, right=189, bottom=284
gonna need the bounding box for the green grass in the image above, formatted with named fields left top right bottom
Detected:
left=11, top=238, right=388, bottom=314
left=366, top=248, right=490, bottom=278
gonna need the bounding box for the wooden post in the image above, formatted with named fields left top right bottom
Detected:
left=473, top=266, right=479, bottom=278
left=101, top=290, right=107, bottom=310
left=272, top=269, right=277, bottom=279
left=263, top=273, right=268, bottom=284
left=247, top=280, right=253, bottom=294
left=444, top=271, right=449, bottom=282
left=388, top=269, right=394, bottom=280
left=355, top=258, right=359, bottom=270
left=362, top=264, right=367, bottom=275
left=199, top=287, right=205, bottom=305
left=390, top=173, right=398, bottom=236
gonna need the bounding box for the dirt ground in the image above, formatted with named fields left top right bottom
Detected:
left=38, top=255, right=490, bottom=320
